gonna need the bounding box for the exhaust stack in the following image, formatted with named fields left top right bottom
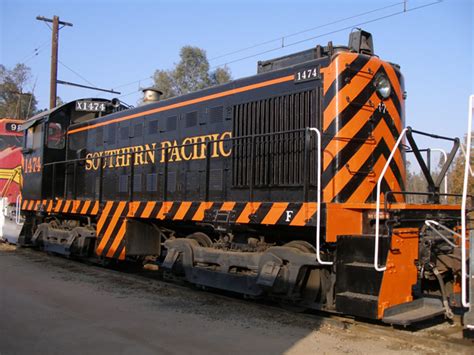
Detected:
left=141, top=87, right=163, bottom=105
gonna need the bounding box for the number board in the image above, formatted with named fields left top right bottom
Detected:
left=75, top=101, right=107, bottom=112
left=5, top=122, right=21, bottom=132
left=294, top=67, right=321, bottom=83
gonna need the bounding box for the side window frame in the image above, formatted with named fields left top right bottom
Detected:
left=45, top=121, right=66, bottom=150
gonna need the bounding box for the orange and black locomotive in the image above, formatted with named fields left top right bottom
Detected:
left=19, top=30, right=466, bottom=325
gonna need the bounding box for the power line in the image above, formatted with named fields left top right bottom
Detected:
left=58, top=60, right=96, bottom=87
left=109, top=2, right=412, bottom=98
left=96, top=76, right=154, bottom=102
left=113, top=1, right=438, bottom=101
left=117, top=88, right=143, bottom=99
left=209, top=1, right=406, bottom=61
left=19, top=39, right=50, bottom=64
left=115, top=76, right=155, bottom=99
left=112, top=76, right=154, bottom=90
left=58, top=60, right=118, bottom=96
left=211, top=0, right=442, bottom=70
left=17, top=21, right=57, bottom=64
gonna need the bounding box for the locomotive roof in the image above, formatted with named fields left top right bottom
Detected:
left=66, top=53, right=333, bottom=135
left=20, top=98, right=112, bottom=131
left=67, top=29, right=379, bottom=135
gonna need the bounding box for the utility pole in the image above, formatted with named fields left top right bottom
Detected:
left=36, top=15, right=73, bottom=109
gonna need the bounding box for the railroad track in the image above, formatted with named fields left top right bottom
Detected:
left=3, top=243, right=473, bottom=354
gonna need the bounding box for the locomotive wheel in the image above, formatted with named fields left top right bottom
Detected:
left=282, top=240, right=321, bottom=310
left=284, top=240, right=316, bottom=254
left=186, top=232, right=213, bottom=247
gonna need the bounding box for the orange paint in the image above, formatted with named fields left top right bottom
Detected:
left=96, top=201, right=114, bottom=235
left=220, top=201, right=236, bottom=211
left=157, top=201, right=173, bottom=220
left=80, top=200, right=91, bottom=214
left=378, top=228, right=419, bottom=318
left=96, top=201, right=126, bottom=255
left=235, top=202, right=261, bottom=224
left=127, top=201, right=141, bottom=217
left=261, top=202, right=288, bottom=225
left=289, top=202, right=317, bottom=226
left=192, top=202, right=213, bottom=221
left=91, top=201, right=99, bottom=215
left=140, top=201, right=156, bottom=218
left=323, top=57, right=381, bottom=131
left=54, top=200, right=63, bottom=212
left=106, top=220, right=127, bottom=258
left=325, top=207, right=363, bottom=243
left=173, top=201, right=192, bottom=220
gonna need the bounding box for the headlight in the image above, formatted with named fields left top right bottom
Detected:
left=374, top=74, right=391, bottom=100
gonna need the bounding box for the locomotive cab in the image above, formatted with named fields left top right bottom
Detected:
left=21, top=99, right=127, bottom=201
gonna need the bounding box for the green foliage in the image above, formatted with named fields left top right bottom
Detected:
left=405, top=164, right=429, bottom=203
left=153, top=46, right=231, bottom=99
left=447, top=138, right=474, bottom=198
left=406, top=136, right=474, bottom=204
left=0, top=63, right=38, bottom=119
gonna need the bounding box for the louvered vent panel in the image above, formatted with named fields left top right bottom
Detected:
left=232, top=89, right=320, bottom=187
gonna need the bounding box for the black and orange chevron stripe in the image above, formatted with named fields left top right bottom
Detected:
left=321, top=52, right=405, bottom=203
left=96, top=201, right=128, bottom=259
left=22, top=199, right=317, bottom=226
left=21, top=199, right=317, bottom=227
left=21, top=199, right=318, bottom=259
left=21, top=199, right=100, bottom=215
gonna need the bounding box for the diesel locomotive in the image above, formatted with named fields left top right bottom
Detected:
left=18, top=30, right=467, bottom=325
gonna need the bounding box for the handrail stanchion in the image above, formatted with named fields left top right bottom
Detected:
left=374, top=127, right=408, bottom=271
left=15, top=194, right=21, bottom=225
left=461, top=95, right=474, bottom=308
left=163, top=148, right=169, bottom=201
left=308, top=128, right=331, bottom=265
left=72, top=161, right=77, bottom=200
left=129, top=152, right=135, bottom=202
left=52, top=164, right=56, bottom=200
left=249, top=136, right=255, bottom=202
left=430, top=148, right=448, bottom=202
left=98, top=157, right=104, bottom=203
left=303, top=128, right=310, bottom=202
left=205, top=141, right=211, bottom=201
left=460, top=143, right=474, bottom=178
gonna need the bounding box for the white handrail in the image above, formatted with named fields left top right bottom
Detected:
left=430, top=148, right=448, bottom=202
left=309, top=128, right=332, bottom=265
left=424, top=220, right=458, bottom=248
left=374, top=127, right=408, bottom=271
left=461, top=95, right=474, bottom=308
left=15, top=195, right=21, bottom=225
left=460, top=142, right=474, bottom=178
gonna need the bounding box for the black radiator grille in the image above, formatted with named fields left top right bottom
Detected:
left=232, top=88, right=320, bottom=187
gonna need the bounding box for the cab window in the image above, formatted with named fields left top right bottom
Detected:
left=25, top=125, right=43, bottom=150
left=46, top=122, right=65, bottom=149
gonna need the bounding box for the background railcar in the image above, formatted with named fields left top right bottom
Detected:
left=19, top=30, right=465, bottom=325
left=0, top=118, right=23, bottom=243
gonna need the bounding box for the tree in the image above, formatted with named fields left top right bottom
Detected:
left=447, top=136, right=474, bottom=197
left=153, top=46, right=231, bottom=99
left=0, top=63, right=38, bottom=119
left=56, top=96, right=65, bottom=107
left=406, top=136, right=474, bottom=204
left=405, top=160, right=428, bottom=203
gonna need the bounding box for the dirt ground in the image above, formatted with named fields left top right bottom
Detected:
left=0, top=243, right=472, bottom=355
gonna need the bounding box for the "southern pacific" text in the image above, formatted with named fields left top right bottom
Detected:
left=85, top=132, right=231, bottom=171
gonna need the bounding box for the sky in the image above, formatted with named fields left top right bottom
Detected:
left=0, top=0, right=473, bottom=162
